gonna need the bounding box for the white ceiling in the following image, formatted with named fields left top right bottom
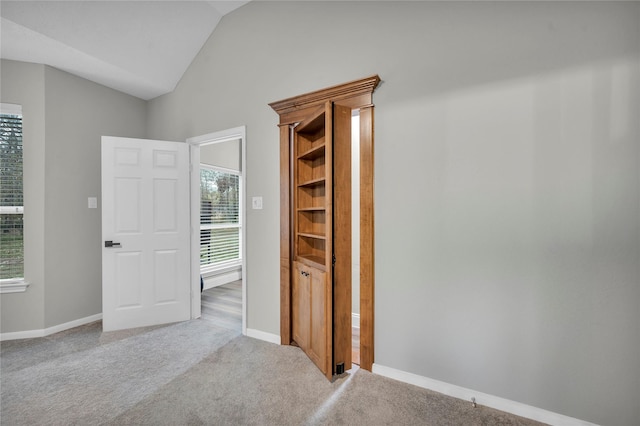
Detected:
left=0, top=1, right=249, bottom=100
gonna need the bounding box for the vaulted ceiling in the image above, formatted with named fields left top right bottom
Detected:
left=0, top=1, right=249, bottom=100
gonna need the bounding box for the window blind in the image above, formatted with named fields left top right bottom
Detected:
left=200, top=167, right=241, bottom=270
left=1, top=104, right=24, bottom=280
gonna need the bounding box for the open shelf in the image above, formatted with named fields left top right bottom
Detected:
left=298, top=209, right=326, bottom=235
left=298, top=177, right=325, bottom=188
left=297, top=234, right=326, bottom=268
left=296, top=109, right=326, bottom=154
left=297, top=185, right=325, bottom=209
left=298, top=143, right=326, bottom=161
left=297, top=153, right=325, bottom=185
left=298, top=232, right=326, bottom=240
left=298, top=206, right=325, bottom=212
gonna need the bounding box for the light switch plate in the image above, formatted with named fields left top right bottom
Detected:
left=88, top=197, right=98, bottom=209
left=252, top=196, right=263, bottom=210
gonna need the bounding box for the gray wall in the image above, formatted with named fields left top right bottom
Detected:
left=1, top=60, right=46, bottom=332
left=42, top=66, right=147, bottom=327
left=0, top=60, right=147, bottom=332
left=147, top=2, right=639, bottom=424
left=200, top=139, right=241, bottom=171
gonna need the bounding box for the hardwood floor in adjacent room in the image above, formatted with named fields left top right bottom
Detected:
left=352, top=326, right=360, bottom=366
left=201, top=280, right=242, bottom=332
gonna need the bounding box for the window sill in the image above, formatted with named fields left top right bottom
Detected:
left=0, top=279, right=30, bottom=294
left=201, top=260, right=242, bottom=278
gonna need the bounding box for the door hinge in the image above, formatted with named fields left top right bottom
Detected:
left=332, top=254, right=336, bottom=267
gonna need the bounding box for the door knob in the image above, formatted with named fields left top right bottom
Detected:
left=105, top=241, right=122, bottom=248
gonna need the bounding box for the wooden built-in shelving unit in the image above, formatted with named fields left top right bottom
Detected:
left=270, top=75, right=380, bottom=378
left=294, top=107, right=330, bottom=272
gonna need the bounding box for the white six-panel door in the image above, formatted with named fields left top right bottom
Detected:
left=101, top=136, right=190, bottom=331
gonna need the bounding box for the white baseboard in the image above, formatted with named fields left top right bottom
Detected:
left=0, top=313, right=103, bottom=342
left=352, top=313, right=360, bottom=328
left=203, top=268, right=242, bottom=290
left=246, top=328, right=280, bottom=345
left=372, top=363, right=597, bottom=426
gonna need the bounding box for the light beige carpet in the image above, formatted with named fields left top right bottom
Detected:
left=1, top=320, right=546, bottom=426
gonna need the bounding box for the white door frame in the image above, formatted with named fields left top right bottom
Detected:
left=187, top=126, right=247, bottom=335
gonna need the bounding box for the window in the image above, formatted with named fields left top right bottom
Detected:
left=200, top=166, right=241, bottom=274
left=1, top=103, right=28, bottom=293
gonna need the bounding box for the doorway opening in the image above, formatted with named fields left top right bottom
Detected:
left=351, top=111, right=360, bottom=366
left=188, top=127, right=247, bottom=335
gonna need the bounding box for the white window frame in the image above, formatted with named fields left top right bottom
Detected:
left=199, top=164, right=242, bottom=276
left=0, top=103, right=29, bottom=294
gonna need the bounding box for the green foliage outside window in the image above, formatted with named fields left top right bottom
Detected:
left=200, top=168, right=240, bottom=267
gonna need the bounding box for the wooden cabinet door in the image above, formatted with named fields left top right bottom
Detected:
left=308, top=264, right=329, bottom=374
left=292, top=261, right=310, bottom=351
left=293, top=261, right=330, bottom=375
